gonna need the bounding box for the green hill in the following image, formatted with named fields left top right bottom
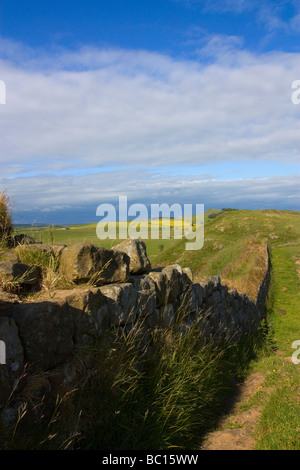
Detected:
left=151, top=209, right=300, bottom=298
left=6, top=208, right=300, bottom=449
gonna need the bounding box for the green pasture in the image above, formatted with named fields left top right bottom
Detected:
left=11, top=208, right=300, bottom=450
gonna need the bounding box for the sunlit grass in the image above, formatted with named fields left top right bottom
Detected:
left=5, top=207, right=300, bottom=450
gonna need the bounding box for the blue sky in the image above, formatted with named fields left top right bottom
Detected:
left=0, top=0, right=299, bottom=224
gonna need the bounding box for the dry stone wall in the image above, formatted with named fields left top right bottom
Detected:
left=0, top=239, right=271, bottom=408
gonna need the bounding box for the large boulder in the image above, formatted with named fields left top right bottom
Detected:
left=65, top=287, right=108, bottom=345
left=100, top=283, right=138, bottom=326
left=12, top=299, right=74, bottom=371
left=0, top=261, right=41, bottom=286
left=12, top=234, right=42, bottom=246
left=148, top=270, right=168, bottom=307
left=113, top=238, right=151, bottom=274
left=59, top=242, right=130, bottom=285
left=161, top=265, right=183, bottom=302
left=184, top=283, right=204, bottom=314
left=129, top=274, right=157, bottom=318
left=129, top=273, right=157, bottom=293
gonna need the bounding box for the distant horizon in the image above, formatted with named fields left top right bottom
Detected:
left=12, top=205, right=300, bottom=228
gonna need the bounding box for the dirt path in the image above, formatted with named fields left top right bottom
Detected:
left=200, top=372, right=267, bottom=450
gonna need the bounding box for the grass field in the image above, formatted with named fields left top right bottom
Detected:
left=156, top=208, right=300, bottom=449
left=12, top=208, right=300, bottom=449
left=15, top=221, right=180, bottom=257
left=252, top=240, right=300, bottom=449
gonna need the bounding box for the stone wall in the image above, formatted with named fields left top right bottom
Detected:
left=0, top=239, right=271, bottom=408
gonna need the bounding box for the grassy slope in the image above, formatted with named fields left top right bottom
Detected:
left=252, top=238, right=300, bottom=449
left=14, top=209, right=300, bottom=449
left=166, top=209, right=300, bottom=450
left=150, top=208, right=300, bottom=449
left=189, top=208, right=300, bottom=450
left=153, top=209, right=299, bottom=296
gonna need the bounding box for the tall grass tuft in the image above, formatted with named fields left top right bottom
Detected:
left=0, top=298, right=265, bottom=450
left=70, top=301, right=263, bottom=450
left=0, top=190, right=14, bottom=247
left=0, top=364, right=81, bottom=450
left=15, top=245, right=62, bottom=297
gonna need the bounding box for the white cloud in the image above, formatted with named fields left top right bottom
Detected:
left=186, top=30, right=245, bottom=60
left=0, top=38, right=299, bottom=215
left=256, top=5, right=290, bottom=34
left=290, top=12, right=300, bottom=31
left=175, top=0, right=254, bottom=14
left=177, top=0, right=300, bottom=37
left=2, top=169, right=299, bottom=219
left=200, top=0, right=254, bottom=14
left=0, top=41, right=299, bottom=172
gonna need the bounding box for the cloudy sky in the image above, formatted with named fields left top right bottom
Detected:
left=0, top=0, right=299, bottom=224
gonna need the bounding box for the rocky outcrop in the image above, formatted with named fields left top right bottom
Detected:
left=0, top=261, right=41, bottom=285
left=12, top=234, right=42, bottom=245
left=113, top=238, right=151, bottom=274
left=0, top=239, right=271, bottom=408
left=12, top=299, right=74, bottom=371
left=59, top=242, right=130, bottom=285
